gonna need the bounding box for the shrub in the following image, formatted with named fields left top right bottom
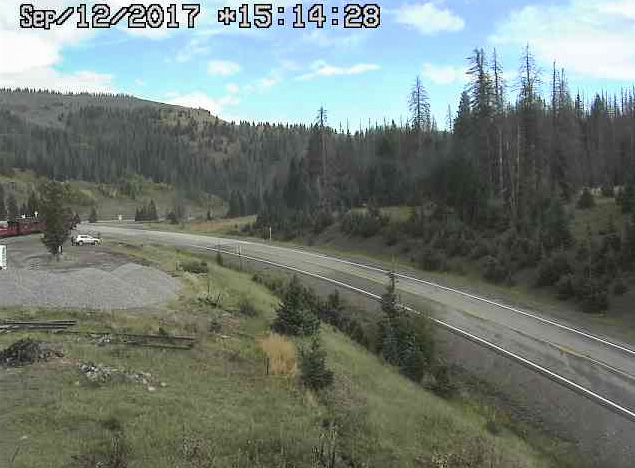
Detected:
left=577, top=188, right=596, bottom=209
left=481, top=256, right=508, bottom=284
left=535, top=252, right=573, bottom=287
left=299, top=337, right=334, bottom=391
left=181, top=260, right=208, bottom=274
left=613, top=280, right=628, bottom=296
left=238, top=298, right=258, bottom=317
left=579, top=278, right=609, bottom=313
left=431, top=363, right=457, bottom=398
left=556, top=274, right=576, bottom=301
left=340, top=210, right=389, bottom=238
left=601, top=184, right=615, bottom=198
left=470, top=239, right=495, bottom=260
left=419, top=247, right=447, bottom=271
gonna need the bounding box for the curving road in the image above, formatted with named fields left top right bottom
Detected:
left=95, top=224, right=635, bottom=424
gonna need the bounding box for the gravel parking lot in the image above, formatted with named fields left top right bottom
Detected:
left=0, top=235, right=178, bottom=310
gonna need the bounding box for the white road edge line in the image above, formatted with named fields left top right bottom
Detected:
left=214, top=238, right=635, bottom=358
left=191, top=243, right=635, bottom=424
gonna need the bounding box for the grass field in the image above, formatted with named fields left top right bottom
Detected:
left=0, top=242, right=560, bottom=467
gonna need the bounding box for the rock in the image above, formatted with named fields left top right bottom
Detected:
left=160, top=382, right=167, bottom=388
left=147, top=386, right=156, bottom=392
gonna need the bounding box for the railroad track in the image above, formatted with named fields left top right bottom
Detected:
left=0, top=320, right=77, bottom=333
left=58, top=331, right=196, bottom=350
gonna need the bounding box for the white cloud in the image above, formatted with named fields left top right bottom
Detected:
left=394, top=3, right=465, bottom=35
left=207, top=60, right=241, bottom=76
left=301, top=30, right=366, bottom=49
left=226, top=83, right=240, bottom=94
left=490, top=0, right=635, bottom=81
left=257, top=77, right=278, bottom=88
left=422, top=63, right=467, bottom=85
left=0, top=1, right=116, bottom=92
left=167, top=91, right=240, bottom=115
left=135, top=79, right=146, bottom=87
left=175, top=38, right=210, bottom=63
left=297, top=61, right=380, bottom=81
left=597, top=0, right=635, bottom=19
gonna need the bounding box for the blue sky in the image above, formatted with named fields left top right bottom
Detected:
left=2, top=0, right=635, bottom=128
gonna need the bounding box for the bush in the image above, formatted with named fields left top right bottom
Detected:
left=299, top=337, right=334, bottom=391
left=577, top=188, right=596, bottom=209
left=613, top=280, right=629, bottom=296
left=556, top=274, right=576, bottom=301
left=579, top=278, right=609, bottom=313
left=535, top=252, right=573, bottom=287
left=601, top=184, right=615, bottom=198
left=419, top=247, right=447, bottom=271
left=470, top=239, right=495, bottom=260
left=431, top=363, right=457, bottom=398
left=340, top=210, right=389, bottom=238
left=481, top=256, right=508, bottom=284
left=181, top=260, right=209, bottom=274
left=238, top=298, right=258, bottom=317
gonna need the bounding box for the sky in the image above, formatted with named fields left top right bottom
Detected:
left=1, top=0, right=635, bottom=129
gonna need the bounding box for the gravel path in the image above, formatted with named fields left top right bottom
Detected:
left=0, top=263, right=178, bottom=310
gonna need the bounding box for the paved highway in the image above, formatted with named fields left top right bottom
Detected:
left=96, top=224, right=635, bottom=423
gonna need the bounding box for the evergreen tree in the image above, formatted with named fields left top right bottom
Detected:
left=0, top=184, right=5, bottom=220
left=272, top=275, right=320, bottom=336
left=7, top=193, right=18, bottom=220
left=148, top=199, right=158, bottom=221
left=409, top=76, right=431, bottom=132
left=27, top=191, right=39, bottom=217
left=89, top=206, right=98, bottom=223
left=39, top=182, right=73, bottom=258
left=299, top=336, right=334, bottom=391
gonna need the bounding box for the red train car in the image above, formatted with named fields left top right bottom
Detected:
left=0, top=217, right=45, bottom=238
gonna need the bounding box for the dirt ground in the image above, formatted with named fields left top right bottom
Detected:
left=2, top=231, right=133, bottom=272
left=0, top=233, right=178, bottom=311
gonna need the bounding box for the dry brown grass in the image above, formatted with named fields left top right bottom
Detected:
left=258, top=334, right=297, bottom=376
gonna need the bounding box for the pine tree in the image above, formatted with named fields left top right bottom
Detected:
left=299, top=336, right=334, bottom=391
left=27, top=191, right=39, bottom=217
left=272, top=275, right=320, bottom=336
left=7, top=193, right=18, bottom=220
left=409, top=76, right=431, bottom=133
left=0, top=184, right=5, bottom=220
left=39, top=182, right=73, bottom=258
left=467, top=48, right=495, bottom=190
left=89, top=206, right=98, bottom=223
left=148, top=199, right=158, bottom=221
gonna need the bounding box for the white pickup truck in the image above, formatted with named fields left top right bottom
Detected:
left=71, top=234, right=102, bottom=246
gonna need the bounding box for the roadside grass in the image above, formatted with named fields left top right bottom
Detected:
left=0, top=242, right=561, bottom=467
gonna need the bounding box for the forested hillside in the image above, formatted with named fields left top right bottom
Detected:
left=2, top=46, right=635, bottom=315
